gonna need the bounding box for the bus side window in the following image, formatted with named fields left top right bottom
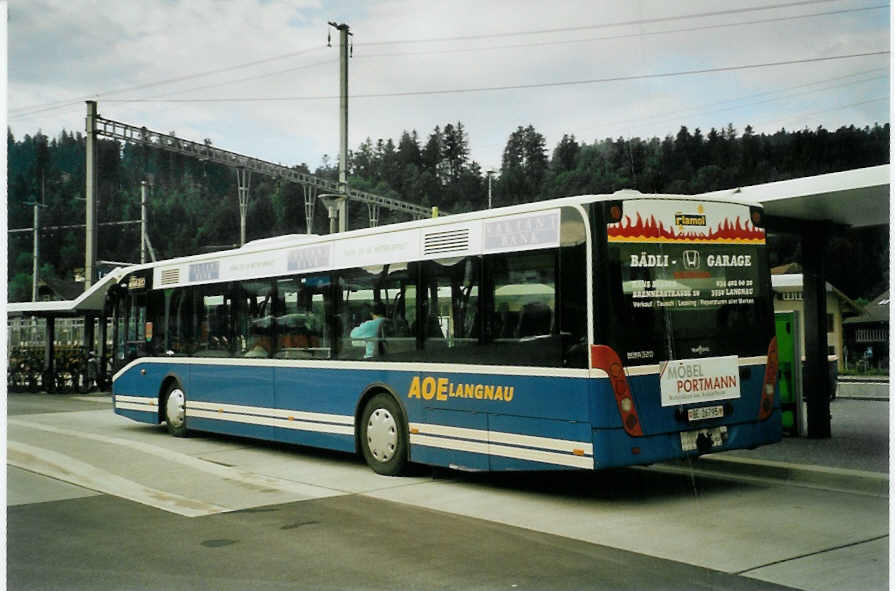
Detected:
left=235, top=280, right=275, bottom=358
left=485, top=250, right=562, bottom=367
left=422, top=257, right=480, bottom=361
left=193, top=283, right=233, bottom=358
left=336, top=264, right=416, bottom=360
left=273, top=275, right=331, bottom=359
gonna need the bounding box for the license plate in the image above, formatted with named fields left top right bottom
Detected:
left=687, top=405, right=724, bottom=421
left=680, top=426, right=728, bottom=452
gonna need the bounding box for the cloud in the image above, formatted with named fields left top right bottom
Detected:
left=8, top=0, right=890, bottom=172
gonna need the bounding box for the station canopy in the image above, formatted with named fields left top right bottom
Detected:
left=7, top=268, right=126, bottom=318
left=699, top=164, right=889, bottom=228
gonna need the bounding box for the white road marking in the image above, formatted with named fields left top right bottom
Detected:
left=8, top=441, right=228, bottom=517
left=8, top=417, right=350, bottom=516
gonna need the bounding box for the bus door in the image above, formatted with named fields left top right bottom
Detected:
left=193, top=280, right=275, bottom=440
left=112, top=272, right=153, bottom=371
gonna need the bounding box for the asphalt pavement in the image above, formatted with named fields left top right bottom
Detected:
left=7, top=387, right=888, bottom=591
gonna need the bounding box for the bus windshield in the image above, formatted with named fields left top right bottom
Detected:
left=602, top=200, right=772, bottom=365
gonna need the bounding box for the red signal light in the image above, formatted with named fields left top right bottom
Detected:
left=591, top=345, right=643, bottom=437
left=609, top=205, right=622, bottom=222
left=758, top=337, right=778, bottom=420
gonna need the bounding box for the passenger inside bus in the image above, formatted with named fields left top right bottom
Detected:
left=350, top=301, right=387, bottom=359
left=245, top=335, right=271, bottom=358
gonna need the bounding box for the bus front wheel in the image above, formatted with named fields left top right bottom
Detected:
left=360, top=393, right=408, bottom=476
left=164, top=384, right=188, bottom=437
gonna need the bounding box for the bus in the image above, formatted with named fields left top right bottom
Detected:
left=110, top=192, right=780, bottom=475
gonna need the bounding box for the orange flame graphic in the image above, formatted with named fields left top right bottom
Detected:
left=608, top=213, right=765, bottom=243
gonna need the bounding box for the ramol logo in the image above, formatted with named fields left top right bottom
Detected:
left=674, top=213, right=707, bottom=227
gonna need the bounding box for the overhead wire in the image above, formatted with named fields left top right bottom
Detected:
left=97, top=50, right=890, bottom=104
left=9, top=45, right=330, bottom=117
left=9, top=0, right=870, bottom=117
left=356, top=4, right=888, bottom=59
left=357, top=0, right=842, bottom=46
left=81, top=2, right=888, bottom=110
left=589, top=68, right=889, bottom=135
left=752, top=96, right=889, bottom=129
left=143, top=58, right=338, bottom=99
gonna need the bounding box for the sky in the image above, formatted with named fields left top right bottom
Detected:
left=6, top=0, right=891, bottom=174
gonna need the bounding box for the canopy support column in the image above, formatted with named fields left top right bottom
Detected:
left=802, top=221, right=832, bottom=438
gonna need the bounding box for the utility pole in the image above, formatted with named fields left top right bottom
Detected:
left=328, top=21, right=352, bottom=232
left=30, top=173, right=46, bottom=301
left=85, top=100, right=98, bottom=288
left=486, top=170, right=495, bottom=209
left=31, top=200, right=40, bottom=301
left=140, top=180, right=148, bottom=264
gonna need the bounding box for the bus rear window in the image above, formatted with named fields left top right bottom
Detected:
left=608, top=241, right=770, bottom=364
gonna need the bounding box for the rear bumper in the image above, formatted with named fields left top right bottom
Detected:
left=593, top=410, right=782, bottom=469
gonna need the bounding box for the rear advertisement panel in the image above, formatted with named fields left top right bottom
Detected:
left=659, top=355, right=741, bottom=406
left=606, top=199, right=769, bottom=365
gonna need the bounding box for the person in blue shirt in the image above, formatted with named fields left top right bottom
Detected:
left=350, top=301, right=386, bottom=358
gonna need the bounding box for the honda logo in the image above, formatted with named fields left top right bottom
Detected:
left=683, top=250, right=700, bottom=269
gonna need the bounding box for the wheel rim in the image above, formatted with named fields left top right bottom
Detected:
left=366, top=407, right=398, bottom=463
left=166, top=388, right=186, bottom=429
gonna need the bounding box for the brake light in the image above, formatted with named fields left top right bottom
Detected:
left=591, top=345, right=643, bottom=437
left=758, top=337, right=778, bottom=420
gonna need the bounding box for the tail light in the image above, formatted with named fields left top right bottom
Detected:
left=758, top=337, right=778, bottom=420
left=591, top=345, right=643, bottom=437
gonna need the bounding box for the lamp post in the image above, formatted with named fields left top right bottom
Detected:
left=319, top=194, right=347, bottom=234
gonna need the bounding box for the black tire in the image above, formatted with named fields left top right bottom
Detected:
left=360, top=393, right=408, bottom=476
left=163, top=383, right=188, bottom=437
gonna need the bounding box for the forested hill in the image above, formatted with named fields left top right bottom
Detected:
left=7, top=122, right=890, bottom=302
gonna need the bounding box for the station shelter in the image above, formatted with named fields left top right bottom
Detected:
left=7, top=270, right=125, bottom=390
left=700, top=164, right=889, bottom=438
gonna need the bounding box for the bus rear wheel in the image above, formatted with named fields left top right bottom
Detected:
left=360, top=393, right=408, bottom=476
left=164, top=384, right=188, bottom=437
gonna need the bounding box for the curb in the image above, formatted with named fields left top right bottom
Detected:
left=645, top=455, right=889, bottom=497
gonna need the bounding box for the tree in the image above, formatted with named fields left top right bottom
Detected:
left=442, top=122, right=469, bottom=182
left=500, top=125, right=548, bottom=203
left=551, top=133, right=579, bottom=172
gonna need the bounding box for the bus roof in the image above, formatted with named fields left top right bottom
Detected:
left=117, top=191, right=762, bottom=290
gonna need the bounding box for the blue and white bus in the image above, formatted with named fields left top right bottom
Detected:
left=111, top=192, right=780, bottom=475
